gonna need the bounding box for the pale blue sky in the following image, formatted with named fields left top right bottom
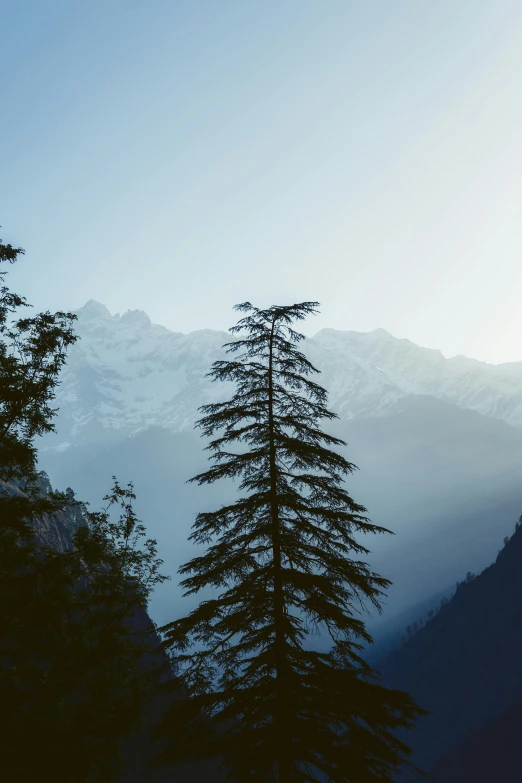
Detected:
left=3, top=0, right=522, bottom=362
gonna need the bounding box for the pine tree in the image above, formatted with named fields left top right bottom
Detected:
left=157, top=301, right=427, bottom=782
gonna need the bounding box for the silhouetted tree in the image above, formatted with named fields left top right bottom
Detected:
left=157, top=301, right=427, bottom=782
left=0, top=233, right=168, bottom=782
left=1, top=479, right=168, bottom=782
left=0, top=234, right=77, bottom=483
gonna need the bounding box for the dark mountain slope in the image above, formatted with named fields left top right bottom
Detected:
left=363, top=585, right=456, bottom=668
left=432, top=693, right=522, bottom=783
left=377, top=518, right=522, bottom=780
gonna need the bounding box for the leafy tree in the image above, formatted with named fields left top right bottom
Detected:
left=1, top=233, right=77, bottom=483
left=157, top=301, right=427, bottom=782
left=1, top=480, right=168, bottom=782
left=0, top=233, right=168, bottom=782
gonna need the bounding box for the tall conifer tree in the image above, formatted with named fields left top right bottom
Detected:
left=158, top=302, right=427, bottom=782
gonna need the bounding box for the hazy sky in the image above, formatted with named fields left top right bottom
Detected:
left=3, top=0, right=522, bottom=363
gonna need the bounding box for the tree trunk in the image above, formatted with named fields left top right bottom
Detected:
left=268, top=317, right=290, bottom=782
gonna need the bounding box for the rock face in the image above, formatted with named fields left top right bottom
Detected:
left=42, top=300, right=522, bottom=454
left=376, top=522, right=522, bottom=780
left=0, top=472, right=84, bottom=552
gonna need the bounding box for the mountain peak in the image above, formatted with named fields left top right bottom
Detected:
left=76, top=300, right=112, bottom=320
left=369, top=327, right=395, bottom=339
left=120, top=309, right=151, bottom=326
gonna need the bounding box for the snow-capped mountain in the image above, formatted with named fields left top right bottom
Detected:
left=44, top=299, right=522, bottom=452
left=47, top=300, right=232, bottom=448
left=308, top=327, right=522, bottom=427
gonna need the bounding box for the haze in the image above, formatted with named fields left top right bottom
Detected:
left=3, top=0, right=522, bottom=363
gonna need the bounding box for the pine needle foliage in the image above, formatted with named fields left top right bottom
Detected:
left=158, top=302, right=428, bottom=782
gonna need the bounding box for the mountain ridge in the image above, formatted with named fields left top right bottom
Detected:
left=42, top=300, right=522, bottom=455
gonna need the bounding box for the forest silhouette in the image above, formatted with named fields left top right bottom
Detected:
left=13, top=230, right=522, bottom=782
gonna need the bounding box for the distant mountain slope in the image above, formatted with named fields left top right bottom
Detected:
left=40, top=399, right=522, bottom=631
left=376, top=520, right=522, bottom=780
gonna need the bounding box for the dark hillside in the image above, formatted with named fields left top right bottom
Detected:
left=432, top=693, right=522, bottom=783
left=377, top=518, right=522, bottom=780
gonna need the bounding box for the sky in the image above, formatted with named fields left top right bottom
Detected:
left=3, top=0, right=522, bottom=364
